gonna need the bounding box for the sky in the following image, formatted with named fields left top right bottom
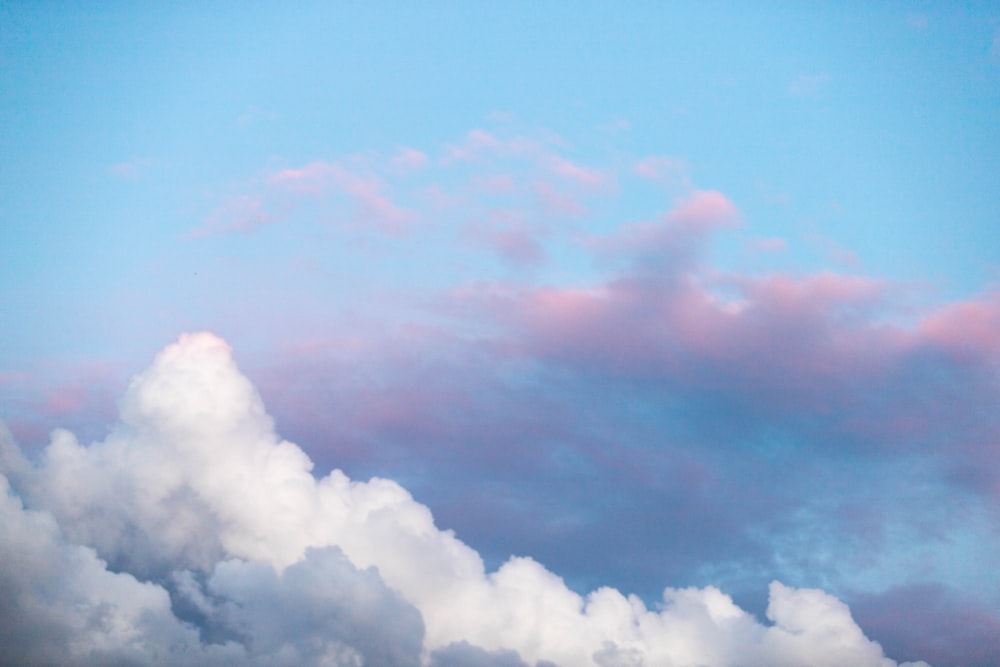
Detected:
left=1, top=3, right=999, bottom=666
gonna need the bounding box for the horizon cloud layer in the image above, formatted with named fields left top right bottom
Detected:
left=0, top=332, right=932, bottom=667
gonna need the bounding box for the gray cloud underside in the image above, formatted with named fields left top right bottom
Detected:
left=0, top=333, right=930, bottom=667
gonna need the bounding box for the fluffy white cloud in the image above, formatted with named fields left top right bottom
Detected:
left=0, top=474, right=245, bottom=666
left=0, top=333, right=931, bottom=666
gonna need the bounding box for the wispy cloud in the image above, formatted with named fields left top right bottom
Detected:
left=634, top=155, right=691, bottom=190
left=748, top=236, right=789, bottom=253
left=236, top=104, right=280, bottom=128
left=391, top=147, right=430, bottom=170
left=191, top=129, right=614, bottom=244
left=108, top=157, right=162, bottom=180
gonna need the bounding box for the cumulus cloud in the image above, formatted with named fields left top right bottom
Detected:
left=1, top=333, right=931, bottom=666
left=0, top=474, right=243, bottom=667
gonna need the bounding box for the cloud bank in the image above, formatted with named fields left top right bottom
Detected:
left=1, top=333, right=930, bottom=666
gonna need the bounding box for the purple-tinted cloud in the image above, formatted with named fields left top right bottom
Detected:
left=11, top=124, right=998, bottom=666
left=464, top=212, right=549, bottom=266
left=748, top=236, right=789, bottom=253
left=0, top=333, right=931, bottom=665
left=852, top=584, right=1000, bottom=667
left=214, top=180, right=1000, bottom=651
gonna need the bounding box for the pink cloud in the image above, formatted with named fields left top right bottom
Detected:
left=454, top=260, right=914, bottom=424
left=667, top=190, right=741, bottom=230
left=471, top=174, right=517, bottom=194
left=194, top=159, right=421, bottom=238
left=852, top=584, right=1000, bottom=667
left=443, top=129, right=505, bottom=162
left=634, top=156, right=690, bottom=189
left=0, top=361, right=121, bottom=448
left=44, top=387, right=86, bottom=416
left=332, top=170, right=419, bottom=234
left=467, top=128, right=502, bottom=149
left=749, top=237, right=789, bottom=253
left=268, top=162, right=334, bottom=194
left=445, top=258, right=1000, bottom=509
left=421, top=184, right=463, bottom=212
left=269, top=161, right=419, bottom=235
left=587, top=190, right=741, bottom=269
left=489, top=231, right=547, bottom=265
left=918, top=295, right=1000, bottom=359
left=192, top=195, right=276, bottom=238
left=108, top=157, right=160, bottom=180
left=532, top=181, right=587, bottom=218
left=464, top=211, right=548, bottom=266
left=805, top=233, right=862, bottom=268
left=0, top=371, right=29, bottom=384
left=738, top=272, right=887, bottom=312
left=390, top=147, right=429, bottom=170
left=544, top=155, right=609, bottom=189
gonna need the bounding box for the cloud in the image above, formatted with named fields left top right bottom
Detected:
left=268, top=161, right=420, bottom=235
left=851, top=584, right=1000, bottom=667
left=634, top=156, right=690, bottom=190
left=805, top=233, right=862, bottom=268
left=392, top=147, right=431, bottom=170
left=543, top=155, right=610, bottom=189
left=189, top=128, right=618, bottom=246
left=465, top=212, right=549, bottom=266
left=193, top=195, right=277, bottom=238
left=108, top=157, right=161, bottom=180
left=195, top=159, right=420, bottom=238
left=0, top=468, right=426, bottom=666
left=585, top=190, right=740, bottom=276
left=532, top=180, right=588, bottom=218
left=236, top=104, right=280, bottom=128
left=189, top=547, right=425, bottom=667
left=921, top=293, right=1000, bottom=359
left=0, top=474, right=244, bottom=666
left=748, top=237, right=788, bottom=253
left=441, top=129, right=612, bottom=195
left=429, top=641, right=550, bottom=667
left=0, top=333, right=931, bottom=666
left=444, top=129, right=509, bottom=163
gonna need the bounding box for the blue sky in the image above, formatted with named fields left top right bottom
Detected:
left=2, top=4, right=999, bottom=666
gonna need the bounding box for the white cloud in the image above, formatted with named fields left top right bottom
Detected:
left=0, top=333, right=931, bottom=666
left=0, top=474, right=246, bottom=666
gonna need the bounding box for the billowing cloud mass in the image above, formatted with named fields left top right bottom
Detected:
left=1, top=334, right=931, bottom=666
